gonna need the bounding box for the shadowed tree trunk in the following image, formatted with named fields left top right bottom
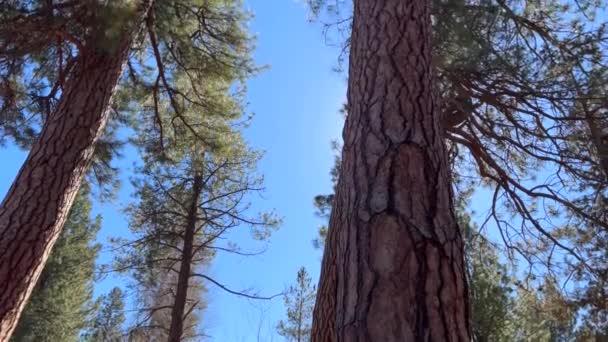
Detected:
left=168, top=173, right=203, bottom=342
left=586, top=114, right=608, bottom=181
left=0, top=4, right=152, bottom=339
left=311, top=1, right=470, bottom=341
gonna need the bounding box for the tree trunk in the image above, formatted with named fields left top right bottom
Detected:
left=586, top=114, right=608, bottom=181
left=297, top=293, right=303, bottom=342
left=168, top=174, right=203, bottom=342
left=0, top=4, right=152, bottom=338
left=311, top=1, right=470, bottom=341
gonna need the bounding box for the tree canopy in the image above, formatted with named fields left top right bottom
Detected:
left=84, top=287, right=126, bottom=342
left=0, top=0, right=256, bottom=190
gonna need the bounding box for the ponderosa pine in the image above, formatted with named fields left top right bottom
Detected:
left=311, top=0, right=469, bottom=340
left=84, top=287, right=126, bottom=342
left=114, top=135, right=278, bottom=340
left=307, top=0, right=608, bottom=336
left=277, top=267, right=316, bottom=342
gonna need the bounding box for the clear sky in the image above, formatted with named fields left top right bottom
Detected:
left=0, top=1, right=345, bottom=341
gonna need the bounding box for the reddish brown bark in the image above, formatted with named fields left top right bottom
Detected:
left=311, top=1, right=470, bottom=341
left=0, top=4, right=152, bottom=339
left=168, top=174, right=203, bottom=342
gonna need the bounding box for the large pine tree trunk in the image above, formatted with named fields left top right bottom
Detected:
left=0, top=6, right=151, bottom=337
left=311, top=1, right=470, bottom=341
left=168, top=174, right=203, bottom=342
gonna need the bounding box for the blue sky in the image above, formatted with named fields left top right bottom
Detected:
left=0, top=1, right=345, bottom=341
left=202, top=0, right=346, bottom=339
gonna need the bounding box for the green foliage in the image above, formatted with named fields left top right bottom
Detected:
left=308, top=0, right=608, bottom=332
left=311, top=147, right=588, bottom=340
left=462, top=210, right=585, bottom=342
left=312, top=141, right=340, bottom=250
left=462, top=212, right=583, bottom=342
left=83, top=287, right=126, bottom=342
left=277, top=267, right=316, bottom=342
left=11, top=187, right=101, bottom=342
left=114, top=99, right=278, bottom=338
left=505, top=280, right=577, bottom=342
left=1, top=1, right=265, bottom=338
left=462, top=214, right=513, bottom=342
left=113, top=0, right=257, bottom=160
left=0, top=0, right=256, bottom=196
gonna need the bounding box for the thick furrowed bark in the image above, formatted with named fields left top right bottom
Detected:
left=311, top=1, right=470, bottom=341
left=0, top=47, right=129, bottom=340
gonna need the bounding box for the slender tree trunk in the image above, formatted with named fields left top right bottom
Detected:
left=168, top=174, right=203, bottom=342
left=0, top=4, right=152, bottom=339
left=297, top=294, right=303, bottom=342
left=311, top=1, right=470, bottom=341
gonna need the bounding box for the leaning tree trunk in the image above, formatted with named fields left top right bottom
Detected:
left=168, top=174, right=203, bottom=342
left=311, top=1, right=470, bottom=341
left=0, top=48, right=128, bottom=340
left=0, top=4, right=152, bottom=338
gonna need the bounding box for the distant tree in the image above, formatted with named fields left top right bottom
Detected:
left=84, top=287, right=126, bottom=342
left=461, top=213, right=513, bottom=342
left=122, top=250, right=208, bottom=342
left=11, top=187, right=101, bottom=342
left=505, top=279, right=577, bottom=342
left=113, top=125, right=279, bottom=341
left=277, top=267, right=316, bottom=342
left=311, top=141, right=339, bottom=250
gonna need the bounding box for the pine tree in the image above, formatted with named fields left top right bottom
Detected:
left=461, top=214, right=513, bottom=342
left=306, top=0, right=608, bottom=337
left=277, top=267, right=316, bottom=342
left=127, top=268, right=206, bottom=341
left=113, top=120, right=279, bottom=340
left=311, top=141, right=340, bottom=250
left=505, top=279, right=577, bottom=342
left=0, top=1, right=255, bottom=336
left=84, top=287, right=126, bottom=342
left=311, top=0, right=469, bottom=339
left=10, top=186, right=101, bottom=342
